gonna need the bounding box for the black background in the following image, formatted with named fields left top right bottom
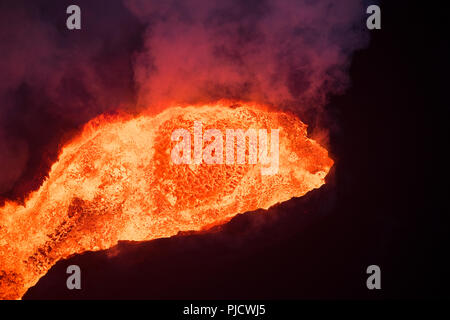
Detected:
left=19, top=0, right=450, bottom=300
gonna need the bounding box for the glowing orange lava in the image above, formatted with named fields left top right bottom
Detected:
left=0, top=102, right=333, bottom=299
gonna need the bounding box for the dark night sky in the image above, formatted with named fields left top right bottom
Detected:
left=0, top=0, right=448, bottom=299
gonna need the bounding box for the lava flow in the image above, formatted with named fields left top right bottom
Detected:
left=0, top=102, right=333, bottom=299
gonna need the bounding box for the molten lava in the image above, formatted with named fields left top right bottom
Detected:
left=0, top=102, right=333, bottom=299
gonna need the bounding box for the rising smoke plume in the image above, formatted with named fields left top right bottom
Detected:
left=0, top=0, right=370, bottom=200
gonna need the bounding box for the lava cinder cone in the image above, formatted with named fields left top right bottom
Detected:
left=0, top=102, right=333, bottom=299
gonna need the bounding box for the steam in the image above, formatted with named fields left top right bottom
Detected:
left=0, top=130, right=28, bottom=194
left=0, top=0, right=142, bottom=198
left=0, top=0, right=370, bottom=199
left=127, top=0, right=369, bottom=111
